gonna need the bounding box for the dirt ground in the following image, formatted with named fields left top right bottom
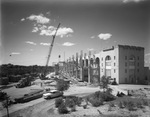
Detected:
left=0, top=84, right=150, bottom=117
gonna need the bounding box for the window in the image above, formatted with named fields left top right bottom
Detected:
left=106, top=62, right=111, bottom=66
left=125, top=78, right=127, bottom=83
left=102, top=63, right=103, bottom=67
left=125, top=69, right=127, bottom=73
left=102, top=69, right=103, bottom=72
left=137, top=63, right=139, bottom=67
left=137, top=69, right=139, bottom=72
left=125, top=62, right=127, bottom=67
left=114, top=69, right=116, bottom=73
left=114, top=56, right=116, bottom=60
left=138, top=56, right=139, bottom=60
left=101, top=58, right=103, bottom=61
left=125, top=56, right=127, bottom=60
left=114, top=63, right=116, bottom=66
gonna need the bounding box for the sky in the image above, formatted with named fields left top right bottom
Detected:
left=1, top=0, right=150, bottom=66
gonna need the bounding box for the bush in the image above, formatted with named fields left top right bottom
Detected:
left=94, top=91, right=116, bottom=102
left=65, top=98, right=76, bottom=108
left=99, top=76, right=109, bottom=92
left=90, top=98, right=103, bottom=107
left=65, top=96, right=82, bottom=106
left=142, top=99, right=149, bottom=106
left=118, top=101, right=124, bottom=109
left=55, top=97, right=63, bottom=108
left=58, top=102, right=69, bottom=114
left=56, top=79, right=70, bottom=91
left=136, top=101, right=143, bottom=108
left=126, top=101, right=136, bottom=111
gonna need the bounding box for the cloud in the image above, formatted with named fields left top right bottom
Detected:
left=87, top=48, right=94, bottom=51
left=30, top=49, right=33, bottom=51
left=91, top=36, right=95, bottom=39
left=27, top=14, right=50, bottom=24
left=39, top=26, right=73, bottom=38
left=145, top=53, right=150, bottom=56
left=40, top=43, right=50, bottom=46
left=26, top=41, right=37, bottom=45
left=98, top=33, right=112, bottom=40
left=62, top=42, right=75, bottom=46
left=32, top=27, right=39, bottom=32
left=11, top=52, right=20, bottom=55
left=57, top=27, right=74, bottom=38
left=123, top=0, right=145, bottom=3
left=21, top=18, right=25, bottom=21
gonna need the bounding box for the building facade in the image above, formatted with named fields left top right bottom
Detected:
left=57, top=45, right=149, bottom=84
left=95, top=45, right=145, bottom=84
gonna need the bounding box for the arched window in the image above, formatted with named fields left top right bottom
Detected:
left=96, top=57, right=100, bottom=64
left=105, top=55, right=111, bottom=77
left=105, top=56, right=111, bottom=66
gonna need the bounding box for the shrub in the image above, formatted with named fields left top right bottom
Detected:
left=71, top=105, right=76, bottom=112
left=56, top=79, right=70, bottom=91
left=118, top=101, right=124, bottom=109
left=109, top=102, right=115, bottom=107
left=58, top=102, right=69, bottom=114
left=99, top=76, right=109, bottom=92
left=136, top=101, right=143, bottom=108
left=65, top=98, right=76, bottom=108
left=89, top=98, right=103, bottom=107
left=142, top=99, right=149, bottom=106
left=65, top=96, right=82, bottom=106
left=126, top=101, right=136, bottom=111
left=55, top=97, right=63, bottom=108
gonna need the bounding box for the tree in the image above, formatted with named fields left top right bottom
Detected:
left=56, top=79, right=70, bottom=91
left=99, top=76, right=109, bottom=92
left=2, top=95, right=10, bottom=117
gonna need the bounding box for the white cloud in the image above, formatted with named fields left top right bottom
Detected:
left=11, top=52, right=20, bottom=55
left=21, top=18, right=25, bottom=21
left=91, top=36, right=95, bottom=39
left=98, top=33, right=112, bottom=40
left=32, top=27, right=39, bottom=32
left=27, top=14, right=50, bottom=24
left=62, top=42, right=75, bottom=46
left=87, top=48, right=94, bottom=51
left=30, top=49, right=33, bottom=51
left=40, top=43, right=50, bottom=46
left=57, top=27, right=74, bottom=38
left=123, top=0, right=145, bottom=3
left=39, top=26, right=73, bottom=38
left=26, top=41, right=37, bottom=45
left=145, top=53, right=150, bottom=56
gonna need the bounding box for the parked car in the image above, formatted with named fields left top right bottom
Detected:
left=43, top=90, right=63, bottom=99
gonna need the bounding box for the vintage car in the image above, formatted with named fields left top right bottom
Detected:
left=43, top=90, right=63, bottom=99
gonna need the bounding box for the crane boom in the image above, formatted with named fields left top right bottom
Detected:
left=44, top=23, right=61, bottom=77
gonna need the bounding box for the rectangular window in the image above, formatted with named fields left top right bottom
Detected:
left=106, top=62, right=111, bottom=66
left=114, top=56, right=116, bottom=60
left=125, top=69, right=127, bottom=73
left=114, top=69, right=116, bottom=73
left=125, top=62, right=127, bottom=67
left=137, top=63, right=139, bottom=67
left=137, top=69, right=139, bottom=72
left=138, top=56, right=139, bottom=60
left=125, top=56, right=127, bottom=60
left=101, top=58, right=103, bottom=61
left=114, top=63, right=116, bottom=66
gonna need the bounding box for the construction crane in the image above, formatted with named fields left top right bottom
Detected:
left=41, top=23, right=61, bottom=79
